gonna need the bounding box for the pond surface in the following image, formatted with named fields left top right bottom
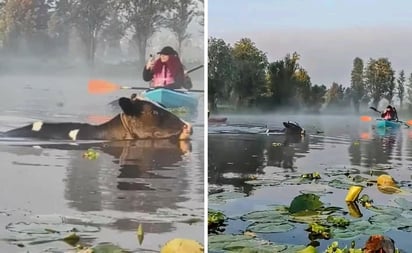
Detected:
left=0, top=74, right=204, bottom=252
left=209, top=114, right=412, bottom=252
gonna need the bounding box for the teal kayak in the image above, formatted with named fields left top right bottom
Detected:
left=375, top=119, right=402, bottom=128
left=142, top=88, right=198, bottom=111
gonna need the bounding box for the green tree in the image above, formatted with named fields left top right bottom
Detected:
left=71, top=0, right=111, bottom=66
left=196, top=0, right=203, bottom=27
left=325, top=82, right=345, bottom=108
left=0, top=0, right=52, bottom=55
left=350, top=57, right=365, bottom=113
left=407, top=73, right=412, bottom=112
left=306, top=84, right=327, bottom=113
left=364, top=58, right=395, bottom=107
left=232, top=38, right=268, bottom=108
left=208, top=37, right=237, bottom=112
left=47, top=0, right=74, bottom=57
left=294, top=68, right=311, bottom=107
left=267, top=52, right=300, bottom=107
left=166, top=0, right=198, bottom=56
left=397, top=70, right=405, bottom=109
left=119, top=0, right=173, bottom=68
left=99, top=8, right=125, bottom=59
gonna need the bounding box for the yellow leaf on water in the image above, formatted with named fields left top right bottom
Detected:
left=137, top=224, right=144, bottom=245
left=160, top=238, right=203, bottom=253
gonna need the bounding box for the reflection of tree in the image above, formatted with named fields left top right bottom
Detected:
left=363, top=134, right=396, bottom=166
left=208, top=133, right=310, bottom=192
left=59, top=140, right=191, bottom=232
left=265, top=135, right=309, bottom=169
left=349, top=140, right=362, bottom=165
left=208, top=134, right=266, bottom=194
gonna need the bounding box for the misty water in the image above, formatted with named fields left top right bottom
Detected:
left=0, top=74, right=204, bottom=252
left=209, top=114, right=412, bottom=251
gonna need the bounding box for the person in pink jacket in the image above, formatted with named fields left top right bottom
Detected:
left=143, top=46, right=192, bottom=90
left=381, top=105, right=398, bottom=121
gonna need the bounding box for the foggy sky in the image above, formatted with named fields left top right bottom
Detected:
left=208, top=0, right=412, bottom=87
left=213, top=26, right=412, bottom=87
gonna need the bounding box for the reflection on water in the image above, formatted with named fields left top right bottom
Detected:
left=208, top=115, right=412, bottom=250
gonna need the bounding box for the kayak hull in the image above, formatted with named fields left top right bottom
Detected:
left=142, top=88, right=198, bottom=111
left=375, top=119, right=402, bottom=128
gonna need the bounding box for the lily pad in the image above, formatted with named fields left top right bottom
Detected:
left=394, top=197, right=412, bottom=210
left=289, top=193, right=324, bottom=215
left=208, top=234, right=305, bottom=252
left=6, top=222, right=100, bottom=234
left=241, top=209, right=288, bottom=223
left=247, top=222, right=294, bottom=233
left=209, top=191, right=247, bottom=204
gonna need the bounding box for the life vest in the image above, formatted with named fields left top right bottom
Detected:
left=152, top=64, right=175, bottom=87
left=150, top=56, right=184, bottom=88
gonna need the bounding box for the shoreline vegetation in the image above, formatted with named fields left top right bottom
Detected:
left=208, top=37, right=412, bottom=116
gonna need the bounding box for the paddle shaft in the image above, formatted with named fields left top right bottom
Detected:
left=119, top=86, right=204, bottom=93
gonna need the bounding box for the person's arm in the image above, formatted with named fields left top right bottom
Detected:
left=143, top=57, right=155, bottom=81
left=142, top=67, right=153, bottom=81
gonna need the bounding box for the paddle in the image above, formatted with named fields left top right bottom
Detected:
left=88, top=65, right=204, bottom=94
left=367, top=106, right=410, bottom=128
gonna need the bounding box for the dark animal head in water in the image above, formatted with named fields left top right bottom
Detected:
left=283, top=121, right=305, bottom=136
left=2, top=97, right=192, bottom=140
left=118, top=97, right=192, bottom=140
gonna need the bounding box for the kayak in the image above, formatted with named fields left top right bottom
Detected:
left=208, top=117, right=227, bottom=124
left=375, top=119, right=402, bottom=128
left=142, top=88, right=198, bottom=111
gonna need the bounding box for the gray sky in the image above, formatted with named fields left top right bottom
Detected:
left=208, top=0, right=412, bottom=86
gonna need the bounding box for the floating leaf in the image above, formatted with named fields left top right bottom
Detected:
left=247, top=222, right=294, bottom=233
left=90, top=243, right=128, bottom=253
left=160, top=238, right=203, bottom=253
left=289, top=193, right=324, bottom=215
left=241, top=209, right=287, bottom=223
left=209, top=191, right=246, bottom=204
left=394, top=197, right=412, bottom=210
left=136, top=224, right=144, bottom=245
left=82, top=148, right=99, bottom=160
left=63, top=232, right=79, bottom=246
left=208, top=234, right=305, bottom=253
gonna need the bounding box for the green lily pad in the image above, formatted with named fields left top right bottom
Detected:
left=209, top=191, right=247, bottom=204
left=6, top=222, right=100, bottom=234
left=241, top=209, right=288, bottom=223
left=289, top=193, right=324, bottom=215
left=394, top=197, right=412, bottom=210
left=247, top=222, right=295, bottom=233
left=208, top=234, right=305, bottom=253
left=90, top=243, right=129, bottom=253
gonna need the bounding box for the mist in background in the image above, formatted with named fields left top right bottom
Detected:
left=0, top=0, right=204, bottom=80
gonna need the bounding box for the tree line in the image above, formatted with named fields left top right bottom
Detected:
left=0, top=0, right=203, bottom=68
left=208, top=37, right=412, bottom=114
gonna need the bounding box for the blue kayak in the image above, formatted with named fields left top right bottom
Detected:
left=375, top=119, right=402, bottom=128
left=142, top=88, right=198, bottom=111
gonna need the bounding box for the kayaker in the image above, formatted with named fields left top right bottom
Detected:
left=143, top=46, right=192, bottom=90
left=381, top=105, right=398, bottom=121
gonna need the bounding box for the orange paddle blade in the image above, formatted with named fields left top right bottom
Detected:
left=88, top=79, right=120, bottom=94
left=360, top=116, right=372, bottom=122
left=87, top=115, right=112, bottom=124
left=360, top=132, right=371, bottom=140
left=407, top=120, right=412, bottom=126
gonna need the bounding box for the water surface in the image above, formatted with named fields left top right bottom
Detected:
left=209, top=114, right=412, bottom=251
left=0, top=75, right=204, bottom=252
